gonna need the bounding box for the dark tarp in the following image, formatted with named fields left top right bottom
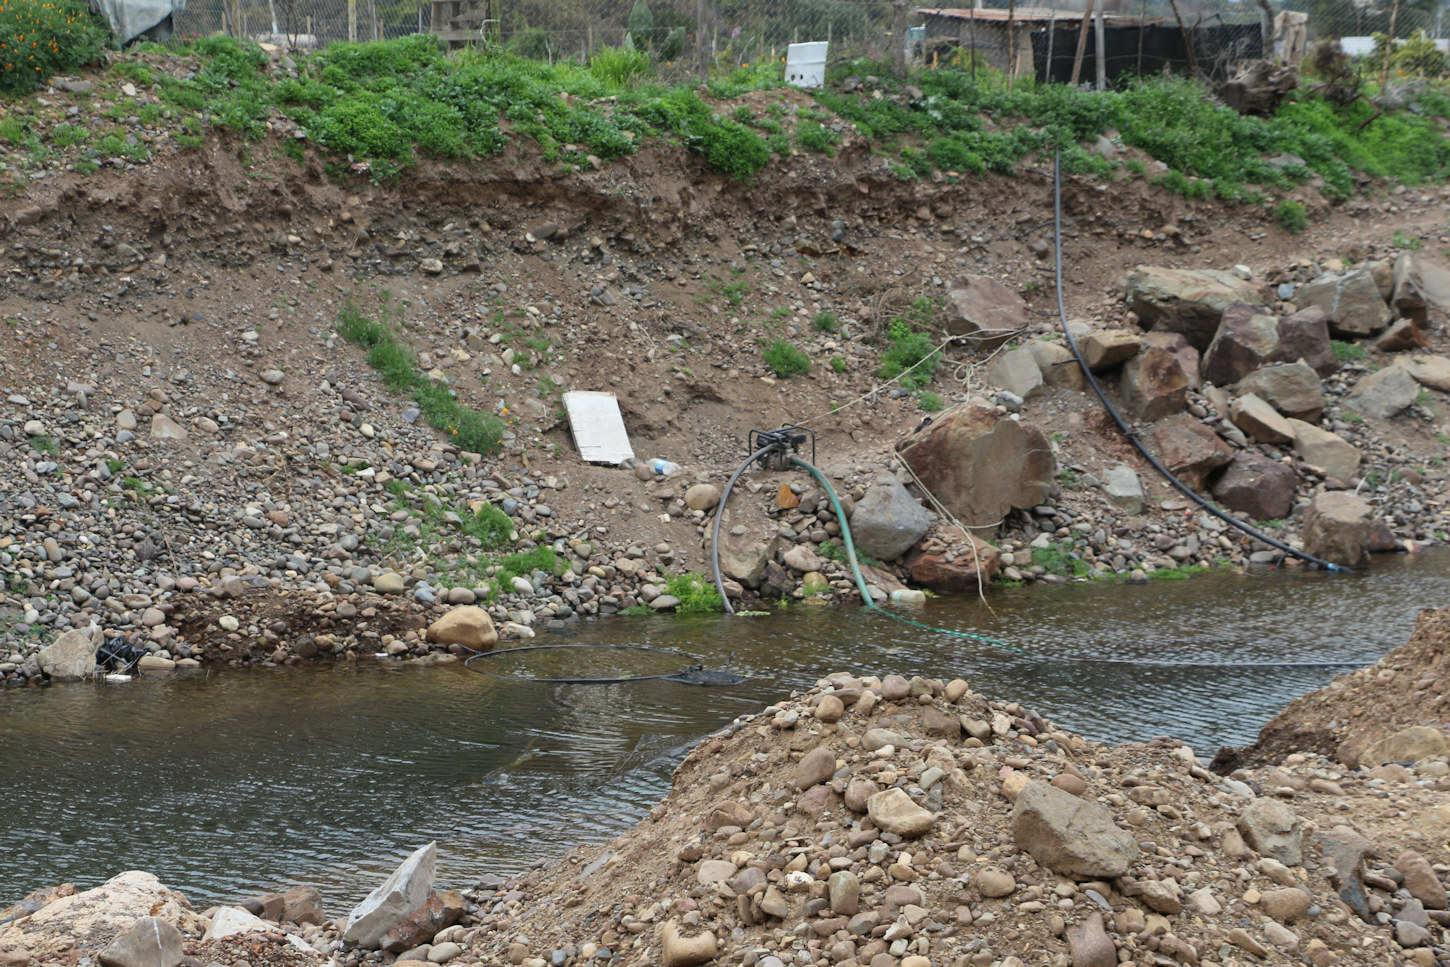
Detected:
left=1031, top=22, right=1263, bottom=84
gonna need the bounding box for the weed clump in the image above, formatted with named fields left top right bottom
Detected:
left=763, top=340, right=811, bottom=378
left=1273, top=199, right=1308, bottom=233
left=877, top=298, right=943, bottom=390
left=0, top=0, right=111, bottom=96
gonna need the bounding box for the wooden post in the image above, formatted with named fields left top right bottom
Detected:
left=347, top=0, right=356, bottom=43
left=1045, top=14, right=1056, bottom=83
left=890, top=0, right=909, bottom=78
left=969, top=11, right=978, bottom=81
left=696, top=0, right=707, bottom=79
left=1168, top=0, right=1197, bottom=79
left=1137, top=0, right=1146, bottom=76
left=1093, top=3, right=1106, bottom=88
left=1070, top=0, right=1094, bottom=85
left=1006, top=0, right=1016, bottom=91
left=1380, top=0, right=1401, bottom=89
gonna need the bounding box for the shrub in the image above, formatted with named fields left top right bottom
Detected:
left=877, top=306, right=942, bottom=390
left=1273, top=199, right=1308, bottom=233
left=700, top=119, right=769, bottom=180
left=813, top=310, right=838, bottom=332
left=0, top=0, right=111, bottom=96
left=763, top=339, right=810, bottom=378
left=590, top=44, right=652, bottom=89
left=665, top=573, right=723, bottom=613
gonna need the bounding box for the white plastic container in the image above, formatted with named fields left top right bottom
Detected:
left=786, top=42, right=828, bottom=89
left=648, top=459, right=683, bottom=476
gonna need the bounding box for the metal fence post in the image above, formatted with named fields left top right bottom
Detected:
left=347, top=0, right=356, bottom=43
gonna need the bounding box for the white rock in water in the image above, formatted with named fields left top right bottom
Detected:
left=344, top=842, right=437, bottom=948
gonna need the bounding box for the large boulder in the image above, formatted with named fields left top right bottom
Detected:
left=36, top=625, right=102, bottom=681
left=202, top=907, right=271, bottom=941
left=1293, top=268, right=1392, bottom=338
left=1391, top=251, right=1450, bottom=327
left=1079, top=330, right=1141, bottom=372
left=425, top=607, right=498, bottom=651
left=1395, top=353, right=1450, bottom=392
left=904, top=534, right=1002, bottom=591
left=1228, top=394, right=1296, bottom=445
left=1302, top=492, right=1376, bottom=568
left=1210, top=452, right=1295, bottom=521
left=1287, top=420, right=1361, bottom=483
left=1144, top=415, right=1233, bottom=492
left=1359, top=726, right=1450, bottom=769
left=1010, top=781, right=1140, bottom=878
left=943, top=276, right=1030, bottom=348
left=1027, top=340, right=1087, bottom=391
left=1343, top=366, right=1420, bottom=419
left=719, top=534, right=782, bottom=589
left=1144, top=331, right=1201, bottom=391
left=848, top=476, right=932, bottom=562
left=986, top=346, right=1044, bottom=401
left=1201, top=304, right=1337, bottom=385
left=0, top=872, right=196, bottom=957
left=1121, top=346, right=1188, bottom=422
left=1201, top=304, right=1281, bottom=386
left=343, top=842, right=437, bottom=949
left=1126, top=266, right=1270, bottom=350
left=896, top=399, right=1055, bottom=534
left=99, top=918, right=184, bottom=967
left=381, top=890, right=467, bottom=953
left=1236, top=361, right=1325, bottom=421
left=1237, top=798, right=1303, bottom=866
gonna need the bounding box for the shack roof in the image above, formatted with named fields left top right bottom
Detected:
left=917, top=7, right=1155, bottom=22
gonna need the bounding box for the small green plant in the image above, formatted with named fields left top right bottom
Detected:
left=877, top=302, right=943, bottom=390
left=763, top=339, right=810, bottom=378
left=1030, top=542, right=1093, bottom=578
left=813, top=310, right=839, bottom=332
left=819, top=539, right=880, bottom=569
left=1057, top=468, right=1081, bottom=487
left=1392, top=229, right=1422, bottom=251
left=589, top=45, right=653, bottom=89
left=664, top=573, right=723, bottom=613
left=0, top=0, right=111, bottom=96
left=1331, top=340, right=1366, bottom=362
left=1273, top=199, right=1308, bottom=233
left=105, top=458, right=124, bottom=474
left=829, top=355, right=846, bottom=373
left=461, top=502, right=515, bottom=550
left=1146, top=564, right=1211, bottom=581
left=29, top=435, right=57, bottom=454
left=918, top=391, right=944, bottom=412
left=1342, top=411, right=1365, bottom=424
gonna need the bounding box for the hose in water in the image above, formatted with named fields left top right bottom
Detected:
left=1048, top=148, right=1349, bottom=573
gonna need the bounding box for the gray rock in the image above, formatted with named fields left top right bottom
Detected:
left=986, top=347, right=1044, bottom=401
left=718, top=534, right=781, bottom=589
left=1359, top=726, right=1450, bottom=769
left=1228, top=394, right=1295, bottom=444
left=1302, top=492, right=1376, bottom=568
left=1294, top=268, right=1392, bottom=337
left=1286, top=419, right=1360, bottom=483
left=942, top=276, right=1030, bottom=349
left=1395, top=353, right=1450, bottom=392
left=1343, top=365, right=1420, bottom=419
left=344, top=842, right=438, bottom=949
left=1237, top=798, right=1302, bottom=866
left=99, top=917, right=184, bottom=967
left=37, top=625, right=101, bottom=681
left=1236, top=360, right=1324, bottom=421
left=1011, top=780, right=1140, bottom=877
left=848, top=475, right=931, bottom=562
left=149, top=414, right=188, bottom=441
left=1317, top=827, right=1371, bottom=921
left=1101, top=464, right=1143, bottom=513
left=1066, top=912, right=1116, bottom=967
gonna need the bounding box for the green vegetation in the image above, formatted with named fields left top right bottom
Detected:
left=1030, top=542, right=1093, bottom=578
left=1393, top=229, right=1422, bottom=250
left=763, top=339, right=810, bottom=378
left=918, top=390, right=944, bottom=412
left=813, top=311, right=839, bottom=333
left=829, top=355, right=846, bottom=373
left=1273, top=199, right=1308, bottom=233
left=876, top=298, right=943, bottom=390
left=1332, top=339, right=1367, bottom=362
left=820, top=539, right=880, bottom=569
left=589, top=45, right=652, bottom=89
left=0, top=0, right=111, bottom=96
left=1146, top=564, right=1212, bottom=581
left=664, top=573, right=724, bottom=613
left=337, top=302, right=506, bottom=454
left=28, top=434, right=57, bottom=454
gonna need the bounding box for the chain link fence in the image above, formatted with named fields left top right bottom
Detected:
left=169, top=0, right=1448, bottom=82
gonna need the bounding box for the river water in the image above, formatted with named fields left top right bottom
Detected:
left=3, top=548, right=1447, bottom=911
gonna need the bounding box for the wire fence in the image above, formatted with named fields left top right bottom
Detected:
left=168, top=0, right=1450, bottom=84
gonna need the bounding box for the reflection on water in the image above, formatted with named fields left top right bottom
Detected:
left=2, top=548, right=1446, bottom=909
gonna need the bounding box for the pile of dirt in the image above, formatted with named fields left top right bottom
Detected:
left=1218, top=607, right=1450, bottom=771
left=444, top=672, right=1450, bottom=967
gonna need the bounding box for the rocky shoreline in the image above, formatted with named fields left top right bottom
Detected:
left=4, top=610, right=1449, bottom=967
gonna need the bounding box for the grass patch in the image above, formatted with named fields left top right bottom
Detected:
left=813, top=310, right=839, bottom=332
left=28, top=434, right=57, bottom=454
left=1331, top=339, right=1367, bottom=362
left=918, top=390, right=944, bottom=412
left=876, top=298, right=943, bottom=390
left=763, top=339, right=810, bottom=378
left=337, top=302, right=506, bottom=454
left=1029, top=542, right=1093, bottom=578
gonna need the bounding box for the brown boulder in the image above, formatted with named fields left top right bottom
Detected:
left=896, top=400, right=1054, bottom=533
left=943, top=276, right=1030, bottom=349
left=1210, top=452, right=1295, bottom=521
left=1121, top=346, right=1189, bottom=422
left=1126, top=265, right=1271, bottom=350
left=1079, top=330, right=1142, bottom=372
left=904, top=534, right=1002, bottom=591
left=1143, top=415, right=1233, bottom=492
left=1228, top=394, right=1295, bottom=445
left=1201, top=304, right=1281, bottom=386
left=425, top=606, right=498, bottom=651
left=1301, top=492, right=1376, bottom=568
left=380, top=891, right=467, bottom=952
left=1144, top=331, right=1201, bottom=390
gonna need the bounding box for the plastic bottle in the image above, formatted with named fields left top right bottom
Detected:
left=649, top=458, right=683, bottom=476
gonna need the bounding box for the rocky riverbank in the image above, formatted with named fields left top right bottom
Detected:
left=4, top=609, right=1449, bottom=967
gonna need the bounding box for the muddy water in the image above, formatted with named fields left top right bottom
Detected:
left=2, top=549, right=1447, bottom=910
